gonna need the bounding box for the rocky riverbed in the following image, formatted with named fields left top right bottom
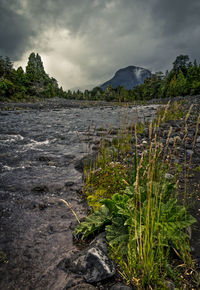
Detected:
left=0, top=99, right=162, bottom=290
left=0, top=96, right=200, bottom=289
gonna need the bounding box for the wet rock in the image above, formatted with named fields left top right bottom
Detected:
left=167, top=120, right=178, bottom=127
left=64, top=277, right=85, bottom=289
left=74, top=153, right=98, bottom=172
left=65, top=181, right=75, bottom=187
left=84, top=247, right=116, bottom=283
left=59, top=233, right=115, bottom=284
left=142, top=128, right=149, bottom=137
left=68, top=283, right=97, bottom=290
left=96, top=131, right=107, bottom=137
left=89, top=232, right=108, bottom=254
left=38, top=155, right=52, bottom=162
left=185, top=143, right=193, bottom=149
left=164, top=173, right=174, bottom=180
left=168, top=137, right=174, bottom=145
left=186, top=149, right=194, bottom=156
left=31, top=185, right=49, bottom=193
left=110, top=283, right=133, bottom=290
left=92, top=145, right=99, bottom=151
left=174, top=136, right=181, bottom=144
left=109, top=128, right=118, bottom=135
left=93, top=140, right=100, bottom=145
left=130, top=137, right=136, bottom=144
left=163, top=280, right=175, bottom=290
left=48, top=161, right=57, bottom=166
left=160, top=122, right=169, bottom=129
left=58, top=250, right=87, bottom=275
left=38, top=203, right=48, bottom=210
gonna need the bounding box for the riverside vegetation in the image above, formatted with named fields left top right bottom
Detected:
left=74, top=101, right=200, bottom=289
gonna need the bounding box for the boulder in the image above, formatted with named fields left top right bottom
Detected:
left=84, top=247, right=115, bottom=283
left=59, top=233, right=116, bottom=284
left=110, top=283, right=133, bottom=290
left=68, top=284, right=97, bottom=290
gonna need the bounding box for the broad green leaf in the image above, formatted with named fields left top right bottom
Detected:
left=74, top=205, right=111, bottom=239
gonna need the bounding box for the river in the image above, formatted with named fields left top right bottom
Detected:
left=0, top=101, right=159, bottom=289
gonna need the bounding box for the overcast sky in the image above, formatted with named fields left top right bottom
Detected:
left=1, top=0, right=200, bottom=90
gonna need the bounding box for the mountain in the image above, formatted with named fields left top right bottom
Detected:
left=100, top=66, right=152, bottom=90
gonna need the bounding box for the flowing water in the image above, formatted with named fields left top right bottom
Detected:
left=0, top=101, right=159, bottom=289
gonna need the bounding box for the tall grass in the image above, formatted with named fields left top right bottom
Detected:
left=75, top=101, right=199, bottom=288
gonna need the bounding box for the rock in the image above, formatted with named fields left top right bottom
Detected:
left=84, top=247, right=116, bottom=283
left=74, top=153, right=98, bottom=172
left=38, top=155, right=52, bottom=161
left=164, top=173, right=174, bottom=180
left=163, top=280, right=175, bottom=290
left=64, top=277, right=85, bottom=289
left=109, top=128, right=118, bottom=135
left=168, top=137, right=174, bottom=145
left=167, top=120, right=178, bottom=127
left=93, top=140, right=100, bottom=145
left=38, top=203, right=48, bottom=210
left=142, top=140, right=147, bottom=145
left=96, top=131, right=107, bottom=137
left=65, top=181, right=75, bottom=187
left=58, top=251, right=87, bottom=275
left=160, top=123, right=169, bottom=129
left=89, top=232, right=108, bottom=254
left=130, top=137, right=136, bottom=144
left=48, top=161, right=56, bottom=166
left=58, top=233, right=114, bottom=284
left=186, top=226, right=192, bottom=239
left=196, top=136, right=200, bottom=143
left=186, top=149, right=194, bottom=156
left=68, top=284, right=97, bottom=290
left=92, top=145, right=99, bottom=151
left=185, top=143, right=193, bottom=149
left=142, top=128, right=149, bottom=137
left=31, top=185, right=49, bottom=193
left=110, top=283, right=132, bottom=290
left=174, top=136, right=181, bottom=144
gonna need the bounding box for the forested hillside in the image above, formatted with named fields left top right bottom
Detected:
left=0, top=54, right=200, bottom=102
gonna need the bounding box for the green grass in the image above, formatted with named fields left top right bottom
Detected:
left=156, top=100, right=187, bottom=122
left=194, top=166, right=200, bottom=173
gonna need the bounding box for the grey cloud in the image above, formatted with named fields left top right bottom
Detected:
left=151, top=0, right=200, bottom=35
left=0, top=0, right=35, bottom=59
left=1, top=0, right=200, bottom=89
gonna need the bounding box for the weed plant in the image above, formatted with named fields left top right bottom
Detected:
left=74, top=102, right=199, bottom=288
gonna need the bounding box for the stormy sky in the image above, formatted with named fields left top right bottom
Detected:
left=1, top=0, right=200, bottom=90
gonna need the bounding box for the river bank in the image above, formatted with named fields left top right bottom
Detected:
left=0, top=96, right=200, bottom=289
left=71, top=96, right=200, bottom=289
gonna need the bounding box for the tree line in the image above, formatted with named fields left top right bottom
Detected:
left=0, top=52, right=64, bottom=101
left=0, top=53, right=200, bottom=102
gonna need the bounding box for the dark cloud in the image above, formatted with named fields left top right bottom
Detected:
left=0, top=0, right=35, bottom=59
left=1, top=0, right=200, bottom=89
left=151, top=0, right=200, bottom=35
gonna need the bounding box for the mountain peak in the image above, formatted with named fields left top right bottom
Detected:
left=100, top=66, right=151, bottom=90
